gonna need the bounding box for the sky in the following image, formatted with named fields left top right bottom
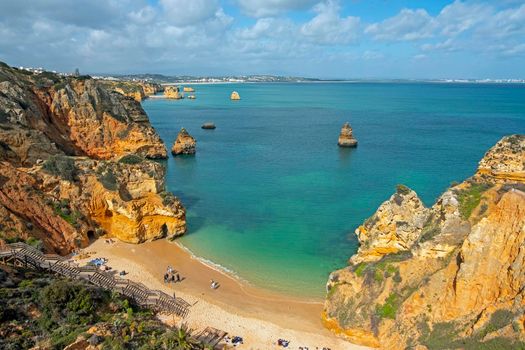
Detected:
left=0, top=0, right=524, bottom=79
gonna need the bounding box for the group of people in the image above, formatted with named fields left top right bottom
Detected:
left=224, top=336, right=243, bottom=347
left=164, top=265, right=181, bottom=283
left=277, top=339, right=290, bottom=347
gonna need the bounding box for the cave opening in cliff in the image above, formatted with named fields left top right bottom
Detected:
left=87, top=230, right=96, bottom=243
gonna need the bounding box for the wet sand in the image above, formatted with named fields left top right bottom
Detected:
left=79, top=239, right=371, bottom=350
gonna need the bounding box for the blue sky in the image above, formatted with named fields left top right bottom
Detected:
left=0, top=0, right=524, bottom=78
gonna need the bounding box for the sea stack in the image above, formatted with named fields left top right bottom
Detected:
left=164, top=86, right=183, bottom=99
left=201, top=122, right=216, bottom=130
left=171, top=128, right=196, bottom=155
left=337, top=122, right=358, bottom=147
left=230, top=91, right=241, bottom=100
left=183, top=86, right=195, bottom=92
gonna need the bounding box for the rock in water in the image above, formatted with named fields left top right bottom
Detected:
left=171, top=128, right=196, bottom=155
left=230, top=91, right=241, bottom=100
left=183, top=86, right=195, bottom=92
left=201, top=122, right=216, bottom=130
left=164, top=86, right=183, bottom=99
left=337, top=122, right=357, bottom=147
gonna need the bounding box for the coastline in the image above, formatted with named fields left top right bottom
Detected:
left=78, top=238, right=370, bottom=350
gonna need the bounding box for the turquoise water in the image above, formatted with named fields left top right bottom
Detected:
left=142, top=83, right=525, bottom=298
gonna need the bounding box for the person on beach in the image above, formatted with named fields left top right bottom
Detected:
left=164, top=273, right=169, bottom=283
left=171, top=274, right=175, bottom=283
left=176, top=273, right=181, bottom=282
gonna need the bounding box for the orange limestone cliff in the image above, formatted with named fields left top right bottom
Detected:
left=324, top=135, right=525, bottom=349
left=0, top=66, right=167, bottom=160
left=338, top=122, right=358, bottom=147
left=0, top=62, right=186, bottom=252
left=171, top=128, right=196, bottom=155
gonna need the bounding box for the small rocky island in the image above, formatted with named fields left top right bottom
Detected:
left=230, top=91, right=241, bottom=100
left=201, top=122, right=216, bottom=130
left=164, top=86, right=183, bottom=99
left=171, top=128, right=196, bottom=155
left=337, top=122, right=358, bottom=147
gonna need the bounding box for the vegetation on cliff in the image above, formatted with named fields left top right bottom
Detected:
left=324, top=135, right=525, bottom=349
left=0, top=266, right=207, bottom=350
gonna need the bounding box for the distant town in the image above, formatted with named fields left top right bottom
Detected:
left=15, top=65, right=525, bottom=84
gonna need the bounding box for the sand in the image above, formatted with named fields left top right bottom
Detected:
left=78, top=239, right=371, bottom=350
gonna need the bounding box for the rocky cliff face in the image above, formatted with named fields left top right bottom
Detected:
left=101, top=81, right=163, bottom=102
left=0, top=62, right=186, bottom=253
left=324, top=135, right=525, bottom=349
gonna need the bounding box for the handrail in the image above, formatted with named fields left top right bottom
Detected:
left=0, top=242, right=190, bottom=318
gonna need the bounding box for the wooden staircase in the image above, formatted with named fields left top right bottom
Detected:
left=0, top=243, right=191, bottom=318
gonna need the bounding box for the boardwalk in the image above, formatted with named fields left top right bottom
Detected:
left=0, top=242, right=191, bottom=318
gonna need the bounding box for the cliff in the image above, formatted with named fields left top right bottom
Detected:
left=0, top=62, right=186, bottom=253
left=100, top=80, right=163, bottom=102
left=324, top=135, right=525, bottom=349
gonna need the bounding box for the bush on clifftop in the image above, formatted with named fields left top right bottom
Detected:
left=0, top=267, right=207, bottom=350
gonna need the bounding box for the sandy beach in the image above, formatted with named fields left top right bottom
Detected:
left=78, top=239, right=370, bottom=350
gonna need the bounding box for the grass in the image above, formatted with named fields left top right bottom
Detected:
left=455, top=183, right=492, bottom=220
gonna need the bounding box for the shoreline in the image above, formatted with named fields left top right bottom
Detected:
left=172, top=240, right=325, bottom=303
left=78, top=238, right=370, bottom=350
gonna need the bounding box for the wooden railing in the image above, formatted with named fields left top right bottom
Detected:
left=0, top=243, right=190, bottom=318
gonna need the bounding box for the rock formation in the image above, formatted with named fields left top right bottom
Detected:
left=171, top=128, right=196, bottom=155
left=230, top=91, right=241, bottom=100
left=201, top=122, right=216, bottom=130
left=324, top=135, right=525, bottom=349
left=164, top=86, right=183, bottom=99
left=101, top=81, right=163, bottom=102
left=338, top=122, right=358, bottom=147
left=183, top=87, right=195, bottom=92
left=0, top=62, right=186, bottom=253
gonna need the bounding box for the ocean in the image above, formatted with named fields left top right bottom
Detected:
left=142, top=82, right=525, bottom=298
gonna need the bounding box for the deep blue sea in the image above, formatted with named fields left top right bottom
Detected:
left=142, top=82, right=525, bottom=298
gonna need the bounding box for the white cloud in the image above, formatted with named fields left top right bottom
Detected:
left=300, top=0, right=360, bottom=44
left=236, top=0, right=317, bottom=17
left=365, top=8, right=435, bottom=41
left=160, top=0, right=222, bottom=26
left=437, top=1, right=492, bottom=36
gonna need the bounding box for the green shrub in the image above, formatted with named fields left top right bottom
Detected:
left=119, top=154, right=143, bottom=165
left=42, top=155, right=76, bottom=181
left=455, top=183, right=492, bottom=220
left=26, top=237, right=43, bottom=251
left=354, top=263, right=367, bottom=277
left=396, top=184, right=411, bottom=195
left=376, top=293, right=398, bottom=319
